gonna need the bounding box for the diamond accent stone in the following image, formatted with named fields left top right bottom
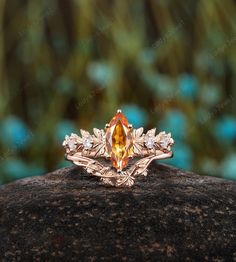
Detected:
left=63, top=134, right=79, bottom=153
left=68, top=140, right=77, bottom=151
left=144, top=135, right=155, bottom=149
left=160, top=139, right=169, bottom=148
left=82, top=137, right=93, bottom=150
left=159, top=133, right=173, bottom=149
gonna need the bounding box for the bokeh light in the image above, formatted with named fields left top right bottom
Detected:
left=0, top=0, right=235, bottom=184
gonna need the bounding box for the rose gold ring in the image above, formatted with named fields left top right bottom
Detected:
left=62, top=109, right=174, bottom=187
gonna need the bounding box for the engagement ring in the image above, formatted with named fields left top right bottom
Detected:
left=63, top=109, right=174, bottom=187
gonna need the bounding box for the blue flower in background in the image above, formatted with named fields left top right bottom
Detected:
left=56, top=120, right=77, bottom=142
left=159, top=110, right=187, bottom=140
left=1, top=159, right=29, bottom=179
left=221, top=154, right=236, bottom=180
left=156, top=75, right=175, bottom=99
left=122, top=105, right=148, bottom=128
left=55, top=76, right=74, bottom=94
left=160, top=142, right=193, bottom=170
left=200, top=84, right=221, bottom=107
left=142, top=72, right=174, bottom=98
left=139, top=48, right=156, bottom=65
left=57, top=159, right=73, bottom=169
left=0, top=116, right=31, bottom=149
left=26, top=165, right=45, bottom=177
left=178, top=73, right=198, bottom=100
left=214, top=116, right=236, bottom=142
left=1, top=159, right=45, bottom=179
left=87, top=61, right=116, bottom=87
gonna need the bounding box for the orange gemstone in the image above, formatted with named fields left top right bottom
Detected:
left=106, top=112, right=133, bottom=171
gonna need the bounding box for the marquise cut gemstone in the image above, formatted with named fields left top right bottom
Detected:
left=106, top=112, right=133, bottom=171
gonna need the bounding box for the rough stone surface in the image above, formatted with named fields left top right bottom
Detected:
left=0, top=164, right=235, bottom=261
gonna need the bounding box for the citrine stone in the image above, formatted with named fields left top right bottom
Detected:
left=106, top=112, right=133, bottom=171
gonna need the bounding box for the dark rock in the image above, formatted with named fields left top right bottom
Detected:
left=0, top=164, right=235, bottom=261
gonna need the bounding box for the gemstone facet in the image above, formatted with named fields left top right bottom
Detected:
left=105, top=112, right=133, bottom=171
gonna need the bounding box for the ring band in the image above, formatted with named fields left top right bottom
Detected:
left=62, top=109, right=174, bottom=187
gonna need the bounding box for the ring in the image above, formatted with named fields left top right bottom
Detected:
left=62, top=109, right=174, bottom=187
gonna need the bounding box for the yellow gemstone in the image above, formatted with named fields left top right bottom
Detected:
left=106, top=112, right=133, bottom=171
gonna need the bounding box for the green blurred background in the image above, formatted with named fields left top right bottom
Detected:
left=0, top=0, right=236, bottom=184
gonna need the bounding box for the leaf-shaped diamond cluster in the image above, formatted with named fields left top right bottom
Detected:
left=63, top=128, right=107, bottom=157
left=132, top=128, right=174, bottom=155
